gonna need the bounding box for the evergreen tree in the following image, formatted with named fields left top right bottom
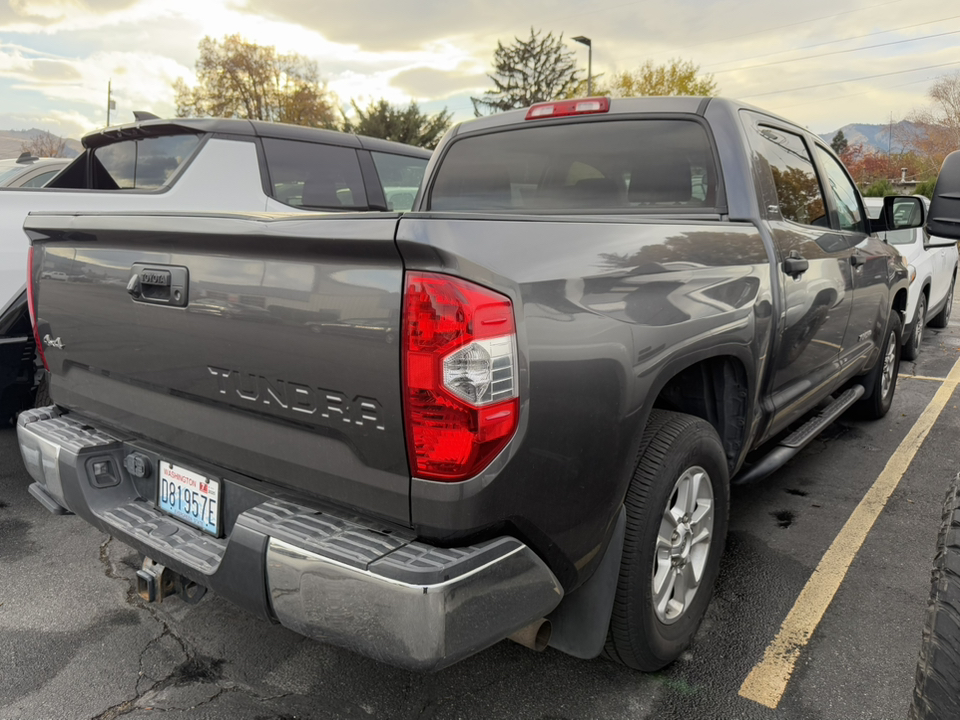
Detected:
left=343, top=100, right=452, bottom=149
left=472, top=29, right=581, bottom=115
left=831, top=129, right=849, bottom=156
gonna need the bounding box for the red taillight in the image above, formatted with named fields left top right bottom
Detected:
left=525, top=96, right=610, bottom=120
left=403, top=272, right=519, bottom=481
left=26, top=246, right=48, bottom=371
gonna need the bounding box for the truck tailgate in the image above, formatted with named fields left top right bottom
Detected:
left=26, top=212, right=410, bottom=525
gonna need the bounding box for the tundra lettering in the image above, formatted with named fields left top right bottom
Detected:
left=207, top=366, right=386, bottom=430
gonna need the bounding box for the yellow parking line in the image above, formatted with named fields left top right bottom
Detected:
left=899, top=374, right=950, bottom=382
left=739, top=355, right=960, bottom=709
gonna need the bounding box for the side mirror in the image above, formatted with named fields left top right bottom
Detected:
left=870, top=195, right=925, bottom=234
left=927, top=150, right=960, bottom=240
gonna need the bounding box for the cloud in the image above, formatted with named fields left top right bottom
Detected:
left=1, top=0, right=138, bottom=28
left=390, top=66, right=488, bottom=100
left=1, top=0, right=957, bottom=138
left=0, top=45, right=192, bottom=132
left=235, top=0, right=526, bottom=52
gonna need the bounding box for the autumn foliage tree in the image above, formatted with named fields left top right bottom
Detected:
left=472, top=29, right=581, bottom=115
left=20, top=130, right=66, bottom=157
left=568, top=58, right=717, bottom=98
left=609, top=58, right=717, bottom=97
left=174, top=35, right=337, bottom=129
left=342, top=100, right=452, bottom=149
left=896, top=72, right=960, bottom=179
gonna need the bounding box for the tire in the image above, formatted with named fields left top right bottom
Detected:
left=903, top=294, right=926, bottom=361
left=33, top=371, right=51, bottom=408
left=604, top=409, right=730, bottom=671
left=929, top=275, right=955, bottom=329
left=856, top=310, right=902, bottom=420
left=909, top=477, right=960, bottom=720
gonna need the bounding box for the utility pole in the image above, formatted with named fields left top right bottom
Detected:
left=107, top=80, right=116, bottom=127
left=573, top=36, right=592, bottom=96
left=888, top=111, right=892, bottom=156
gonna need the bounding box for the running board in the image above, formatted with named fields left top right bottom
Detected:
left=733, top=385, right=865, bottom=486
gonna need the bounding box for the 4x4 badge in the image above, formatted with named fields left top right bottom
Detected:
left=43, top=334, right=64, bottom=350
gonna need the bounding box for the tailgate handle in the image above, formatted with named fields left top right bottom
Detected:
left=128, top=264, right=188, bottom=307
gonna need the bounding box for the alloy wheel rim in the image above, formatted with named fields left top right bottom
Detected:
left=652, top=465, right=715, bottom=625
left=881, top=330, right=897, bottom=399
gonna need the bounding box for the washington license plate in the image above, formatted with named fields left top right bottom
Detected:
left=158, top=461, right=221, bottom=536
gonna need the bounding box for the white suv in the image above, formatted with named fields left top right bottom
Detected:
left=865, top=196, right=958, bottom=360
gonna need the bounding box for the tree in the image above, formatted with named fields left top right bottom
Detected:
left=608, top=58, right=717, bottom=97
left=342, top=100, right=452, bottom=149
left=472, top=29, right=581, bottom=115
left=174, top=35, right=337, bottom=129
left=830, top=130, right=848, bottom=156
left=20, top=130, right=66, bottom=158
left=863, top=178, right=896, bottom=197
left=900, top=72, right=960, bottom=179
left=915, top=177, right=937, bottom=200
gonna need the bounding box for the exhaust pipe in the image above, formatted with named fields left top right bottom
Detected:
left=508, top=618, right=551, bottom=652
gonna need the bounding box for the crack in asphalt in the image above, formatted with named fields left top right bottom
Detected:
left=92, top=536, right=296, bottom=719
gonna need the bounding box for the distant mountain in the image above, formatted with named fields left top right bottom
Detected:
left=0, top=129, right=83, bottom=160
left=820, top=121, right=925, bottom=154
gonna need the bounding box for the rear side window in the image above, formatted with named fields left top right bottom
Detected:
left=371, top=151, right=428, bottom=212
left=92, top=135, right=201, bottom=190
left=263, top=138, right=367, bottom=210
left=20, top=169, right=62, bottom=188
left=749, top=126, right=828, bottom=227
left=429, top=120, right=719, bottom=213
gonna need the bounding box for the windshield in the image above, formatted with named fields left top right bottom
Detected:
left=429, top=119, right=719, bottom=214
left=864, top=201, right=916, bottom=245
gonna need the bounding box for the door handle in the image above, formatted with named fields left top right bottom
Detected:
left=851, top=252, right=867, bottom=267
left=127, top=264, right=189, bottom=307
left=783, top=251, right=809, bottom=279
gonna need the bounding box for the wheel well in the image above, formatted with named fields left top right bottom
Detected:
left=652, top=356, right=748, bottom=474
left=893, top=288, right=908, bottom=321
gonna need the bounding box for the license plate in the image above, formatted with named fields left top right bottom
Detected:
left=158, top=461, right=221, bottom=536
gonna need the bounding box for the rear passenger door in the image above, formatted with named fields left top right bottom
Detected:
left=744, top=116, right=855, bottom=433
left=810, top=144, right=884, bottom=363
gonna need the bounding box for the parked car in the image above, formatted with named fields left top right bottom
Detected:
left=864, top=196, right=958, bottom=359
left=0, top=117, right=431, bottom=422
left=0, top=153, right=70, bottom=189
left=18, top=97, right=921, bottom=672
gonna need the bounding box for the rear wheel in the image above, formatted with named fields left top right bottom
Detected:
left=929, top=276, right=955, bottom=329
left=909, top=476, right=960, bottom=720
left=604, top=409, right=729, bottom=670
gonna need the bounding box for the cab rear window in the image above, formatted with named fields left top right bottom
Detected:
left=92, top=135, right=201, bottom=190
left=429, top=119, right=719, bottom=213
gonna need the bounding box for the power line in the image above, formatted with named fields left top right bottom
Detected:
left=739, top=61, right=960, bottom=99
left=766, top=75, right=937, bottom=112
left=712, top=29, right=960, bottom=75
left=705, top=14, right=960, bottom=69
left=615, top=0, right=908, bottom=66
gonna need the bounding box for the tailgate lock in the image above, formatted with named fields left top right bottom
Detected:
left=127, top=264, right=188, bottom=307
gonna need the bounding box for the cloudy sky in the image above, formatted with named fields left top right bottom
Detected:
left=0, top=0, right=957, bottom=141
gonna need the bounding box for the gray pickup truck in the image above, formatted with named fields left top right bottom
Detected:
left=17, top=97, right=933, bottom=672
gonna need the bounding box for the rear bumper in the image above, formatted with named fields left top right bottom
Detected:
left=17, top=407, right=563, bottom=671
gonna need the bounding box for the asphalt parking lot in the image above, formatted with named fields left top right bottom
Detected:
left=2, top=307, right=959, bottom=720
